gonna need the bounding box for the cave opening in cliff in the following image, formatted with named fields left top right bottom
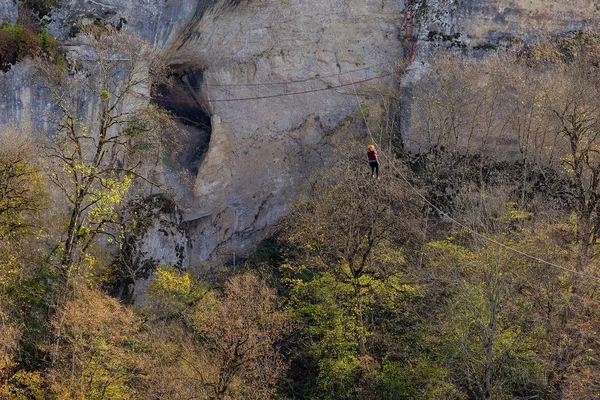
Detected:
left=152, top=69, right=212, bottom=176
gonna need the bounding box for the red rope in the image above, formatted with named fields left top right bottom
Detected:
left=404, top=0, right=418, bottom=64
left=153, top=71, right=392, bottom=104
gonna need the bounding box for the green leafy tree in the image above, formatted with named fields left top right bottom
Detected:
left=37, top=23, right=174, bottom=288
left=280, top=146, right=422, bottom=398
left=0, top=129, right=46, bottom=237
left=0, top=128, right=50, bottom=398
left=425, top=238, right=547, bottom=399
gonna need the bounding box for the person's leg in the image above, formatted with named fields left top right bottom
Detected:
left=375, top=162, right=379, bottom=178
left=370, top=162, right=375, bottom=177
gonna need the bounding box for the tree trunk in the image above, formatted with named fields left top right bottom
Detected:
left=483, top=324, right=495, bottom=400
left=576, top=211, right=592, bottom=271
left=483, top=263, right=499, bottom=400
left=61, top=200, right=81, bottom=277
left=355, top=280, right=367, bottom=358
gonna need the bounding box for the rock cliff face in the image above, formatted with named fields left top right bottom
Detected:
left=0, top=0, right=598, bottom=271
left=164, top=0, right=405, bottom=266
left=416, top=0, right=599, bottom=53
left=454, top=0, right=598, bottom=42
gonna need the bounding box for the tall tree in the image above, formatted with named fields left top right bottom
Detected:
left=140, top=269, right=290, bottom=400
left=0, top=128, right=49, bottom=398
left=542, top=32, right=600, bottom=270
left=280, top=145, right=422, bottom=397
left=0, top=129, right=46, bottom=238
left=37, top=23, right=174, bottom=286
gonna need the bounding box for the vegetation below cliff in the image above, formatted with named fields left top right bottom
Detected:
left=1, top=29, right=600, bottom=399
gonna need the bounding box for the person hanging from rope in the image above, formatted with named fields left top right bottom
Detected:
left=367, top=144, right=379, bottom=178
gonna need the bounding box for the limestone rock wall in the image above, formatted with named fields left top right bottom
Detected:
left=47, top=0, right=201, bottom=46
left=168, top=0, right=404, bottom=265
left=458, top=0, right=599, bottom=42
left=415, top=0, right=600, bottom=53
left=128, top=203, right=188, bottom=304
left=0, top=0, right=16, bottom=24
left=0, top=0, right=598, bottom=271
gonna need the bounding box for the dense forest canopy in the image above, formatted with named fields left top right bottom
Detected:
left=1, top=26, right=600, bottom=399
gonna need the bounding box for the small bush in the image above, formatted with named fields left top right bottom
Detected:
left=0, top=24, right=62, bottom=72
left=0, top=24, right=39, bottom=71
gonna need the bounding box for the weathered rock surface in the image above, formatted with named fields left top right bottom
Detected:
left=0, top=0, right=598, bottom=271
left=0, top=0, right=16, bottom=24
left=457, top=0, right=599, bottom=43
left=122, top=195, right=188, bottom=304
left=416, top=0, right=600, bottom=54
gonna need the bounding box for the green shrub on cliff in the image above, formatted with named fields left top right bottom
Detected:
left=0, top=23, right=61, bottom=72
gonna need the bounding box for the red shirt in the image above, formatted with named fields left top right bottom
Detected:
left=367, top=149, right=378, bottom=161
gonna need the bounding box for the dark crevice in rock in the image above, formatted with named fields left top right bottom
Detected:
left=153, top=69, right=211, bottom=176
